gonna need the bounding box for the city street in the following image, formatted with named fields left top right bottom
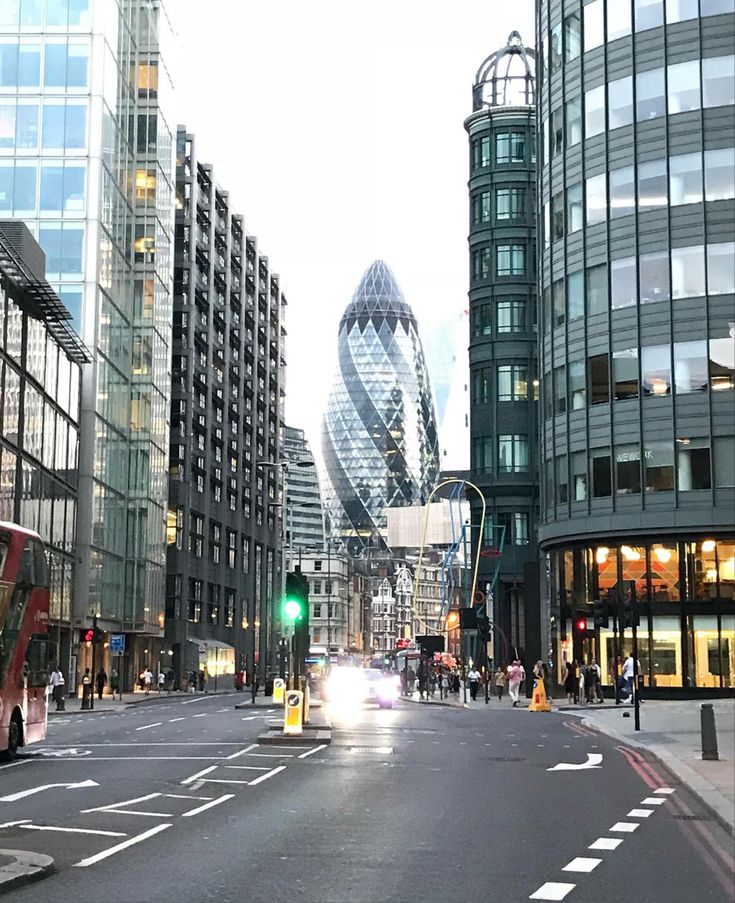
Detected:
left=1, top=695, right=732, bottom=902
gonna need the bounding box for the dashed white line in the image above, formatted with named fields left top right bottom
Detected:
left=225, top=744, right=258, bottom=760
left=193, top=713, right=208, bottom=718
left=74, top=823, right=172, bottom=867
left=610, top=822, right=639, bottom=832
left=627, top=808, right=653, bottom=818
left=529, top=882, right=576, bottom=900
left=21, top=825, right=127, bottom=837
left=182, top=794, right=235, bottom=817
left=641, top=797, right=666, bottom=805
left=654, top=787, right=675, bottom=794
left=298, top=744, right=327, bottom=759
left=82, top=792, right=161, bottom=814
left=168, top=717, right=185, bottom=723
left=135, top=722, right=162, bottom=732
left=562, top=857, right=601, bottom=873
left=248, top=765, right=287, bottom=786
left=589, top=837, right=623, bottom=851
left=181, top=765, right=217, bottom=785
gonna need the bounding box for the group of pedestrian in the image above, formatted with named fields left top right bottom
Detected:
left=563, top=658, right=604, bottom=704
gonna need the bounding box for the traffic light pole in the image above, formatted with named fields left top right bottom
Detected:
left=631, top=581, right=641, bottom=732
left=90, top=615, right=97, bottom=711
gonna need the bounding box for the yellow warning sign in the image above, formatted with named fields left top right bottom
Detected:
left=273, top=678, right=285, bottom=704
left=284, top=690, right=304, bottom=735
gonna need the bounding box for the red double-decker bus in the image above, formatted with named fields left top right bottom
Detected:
left=0, top=522, right=52, bottom=758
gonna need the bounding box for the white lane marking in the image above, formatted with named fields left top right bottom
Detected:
left=242, top=716, right=258, bottom=721
left=165, top=794, right=213, bottom=800
left=243, top=752, right=294, bottom=758
left=529, top=882, right=576, bottom=900
left=0, top=779, right=98, bottom=802
left=641, top=797, right=666, bottom=805
left=20, top=825, right=127, bottom=837
left=42, top=741, right=245, bottom=746
left=181, top=697, right=213, bottom=705
left=199, top=778, right=251, bottom=785
left=216, top=708, right=229, bottom=713
left=181, top=794, right=235, bottom=817
left=73, top=823, right=172, bottom=867
left=104, top=809, right=172, bottom=818
left=223, top=765, right=271, bottom=771
left=29, top=756, right=228, bottom=762
left=225, top=744, right=258, bottom=760
left=248, top=765, right=286, bottom=786
left=589, top=837, right=623, bottom=851
left=0, top=820, right=32, bottom=829
left=181, top=765, right=217, bottom=785
left=547, top=753, right=603, bottom=771
left=298, top=744, right=327, bottom=759
left=654, top=787, right=675, bottom=794
left=258, top=745, right=310, bottom=750
left=562, top=857, right=602, bottom=873
left=627, top=809, right=653, bottom=818
left=193, top=713, right=208, bottom=718
left=168, top=717, right=185, bottom=723
left=82, top=792, right=161, bottom=814
left=610, top=822, right=639, bottom=832
left=135, top=722, right=162, bottom=732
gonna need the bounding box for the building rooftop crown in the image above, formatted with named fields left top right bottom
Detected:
left=472, top=30, right=536, bottom=111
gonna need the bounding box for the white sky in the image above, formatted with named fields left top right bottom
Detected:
left=174, top=0, right=536, bottom=466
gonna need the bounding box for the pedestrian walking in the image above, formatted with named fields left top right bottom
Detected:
left=467, top=666, right=481, bottom=701
left=109, top=668, right=120, bottom=700
left=493, top=666, right=506, bottom=701
left=157, top=670, right=165, bottom=693
left=622, top=652, right=642, bottom=704
left=143, top=667, right=153, bottom=695
left=507, top=659, right=525, bottom=707
left=563, top=660, right=578, bottom=704
left=441, top=671, right=449, bottom=700
left=586, top=659, right=603, bottom=703
left=48, top=665, right=65, bottom=710
left=166, top=667, right=175, bottom=694
left=95, top=668, right=107, bottom=700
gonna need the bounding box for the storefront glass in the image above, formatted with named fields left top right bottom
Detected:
left=650, top=543, right=680, bottom=600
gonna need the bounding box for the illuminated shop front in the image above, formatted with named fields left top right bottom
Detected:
left=548, top=537, right=735, bottom=693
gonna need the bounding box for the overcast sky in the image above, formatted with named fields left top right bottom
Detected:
left=174, top=0, right=536, bottom=466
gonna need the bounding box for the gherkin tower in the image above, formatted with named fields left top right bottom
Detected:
left=321, top=261, right=440, bottom=551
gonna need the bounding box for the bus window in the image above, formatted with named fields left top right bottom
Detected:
left=18, top=540, right=34, bottom=586
left=25, top=634, right=56, bottom=688
left=0, top=534, right=8, bottom=576
left=32, top=541, right=49, bottom=588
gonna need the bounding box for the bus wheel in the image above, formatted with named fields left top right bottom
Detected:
left=3, top=717, right=21, bottom=761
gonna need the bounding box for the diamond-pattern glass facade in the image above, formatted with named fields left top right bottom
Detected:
left=322, top=261, right=440, bottom=550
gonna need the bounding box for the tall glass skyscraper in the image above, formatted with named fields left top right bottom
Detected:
left=322, top=260, right=440, bottom=552
left=0, top=1, right=176, bottom=683
left=537, top=0, right=735, bottom=694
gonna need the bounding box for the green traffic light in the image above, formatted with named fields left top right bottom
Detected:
left=283, top=598, right=303, bottom=621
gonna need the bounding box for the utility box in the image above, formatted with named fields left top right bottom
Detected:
left=283, top=690, right=304, bottom=735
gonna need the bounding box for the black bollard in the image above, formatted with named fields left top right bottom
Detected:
left=701, top=703, right=719, bottom=761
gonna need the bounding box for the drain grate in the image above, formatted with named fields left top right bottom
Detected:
left=673, top=814, right=712, bottom=821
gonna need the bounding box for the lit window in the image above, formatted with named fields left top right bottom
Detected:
left=135, top=168, right=156, bottom=202
left=497, top=364, right=528, bottom=402
left=608, top=1, right=632, bottom=40
left=636, top=67, right=666, bottom=121
left=136, top=61, right=159, bottom=98
left=709, top=331, right=735, bottom=392
left=702, top=55, right=735, bottom=108
left=584, top=0, right=604, bottom=51
left=584, top=84, right=606, bottom=137
left=704, top=148, right=735, bottom=201
left=667, top=60, right=701, bottom=114
left=669, top=152, right=703, bottom=206
left=677, top=438, right=712, bottom=490
left=674, top=340, right=709, bottom=393
left=585, top=172, right=607, bottom=225
left=671, top=245, right=706, bottom=298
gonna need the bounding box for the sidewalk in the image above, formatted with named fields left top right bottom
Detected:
left=48, top=687, right=240, bottom=715
left=578, top=699, right=735, bottom=836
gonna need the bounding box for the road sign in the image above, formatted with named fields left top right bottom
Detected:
left=109, top=634, right=125, bottom=653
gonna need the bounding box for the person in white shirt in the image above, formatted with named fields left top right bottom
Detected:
left=48, top=666, right=65, bottom=710
left=143, top=668, right=153, bottom=695
left=507, top=660, right=526, bottom=707
left=467, top=667, right=481, bottom=700
left=622, top=653, right=640, bottom=703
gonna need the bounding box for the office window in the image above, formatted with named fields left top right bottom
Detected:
left=608, top=0, right=633, bottom=39
left=565, top=13, right=581, bottom=61
left=609, top=166, right=635, bottom=218
left=707, top=242, right=735, bottom=294
left=513, top=513, right=530, bottom=545
left=496, top=244, right=525, bottom=276
left=666, top=0, right=699, bottom=21
left=611, top=256, right=637, bottom=309
left=703, top=56, right=735, bottom=108
left=585, top=84, right=606, bottom=137
left=496, top=186, right=525, bottom=221
left=645, top=442, right=675, bottom=491
left=714, top=437, right=735, bottom=487
left=642, top=345, right=672, bottom=396
left=471, top=303, right=492, bottom=337
left=678, top=439, right=712, bottom=490
left=497, top=364, right=528, bottom=402
left=671, top=245, right=706, bottom=298
left=635, top=0, right=664, bottom=30
left=674, top=340, right=708, bottom=393
left=584, top=0, right=604, bottom=51
left=472, top=436, right=492, bottom=473
left=553, top=279, right=565, bottom=327
left=550, top=21, right=563, bottom=73
left=472, top=191, right=492, bottom=224
left=639, top=250, right=670, bottom=304
left=566, top=183, right=583, bottom=232
left=570, top=360, right=586, bottom=408
left=554, top=365, right=567, bottom=414
left=498, top=435, right=529, bottom=473
left=638, top=159, right=668, bottom=209
left=670, top=152, right=703, bottom=206
left=566, top=96, right=582, bottom=147
left=589, top=354, right=610, bottom=405
left=591, top=448, right=612, bottom=498
left=609, top=76, right=633, bottom=129
left=497, top=298, right=526, bottom=333
left=472, top=367, right=491, bottom=404
left=556, top=455, right=569, bottom=504
left=496, top=131, right=526, bottom=164
left=585, top=172, right=607, bottom=225
left=472, top=247, right=492, bottom=281
left=705, top=148, right=735, bottom=200
left=552, top=192, right=565, bottom=240
left=701, top=0, right=735, bottom=13
left=636, top=67, right=666, bottom=121
left=709, top=331, right=735, bottom=392
left=567, top=271, right=584, bottom=320
left=572, top=451, right=587, bottom=500
left=616, top=445, right=642, bottom=495
left=613, top=349, right=639, bottom=400
left=587, top=263, right=608, bottom=314
left=668, top=60, right=701, bottom=114
left=472, top=136, right=491, bottom=170
left=550, top=107, right=564, bottom=159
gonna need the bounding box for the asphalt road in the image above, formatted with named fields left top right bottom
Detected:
left=0, top=693, right=733, bottom=903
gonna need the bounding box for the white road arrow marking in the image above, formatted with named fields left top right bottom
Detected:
left=547, top=753, right=603, bottom=772
left=0, top=779, right=99, bottom=802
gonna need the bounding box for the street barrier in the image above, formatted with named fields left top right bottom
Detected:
left=529, top=677, right=552, bottom=712
left=284, top=690, right=304, bottom=735
left=273, top=678, right=285, bottom=704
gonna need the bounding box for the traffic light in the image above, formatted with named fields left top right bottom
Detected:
left=621, top=598, right=640, bottom=629
left=84, top=626, right=103, bottom=645
left=593, top=598, right=609, bottom=628
left=283, top=572, right=308, bottom=625
left=459, top=608, right=478, bottom=630
left=573, top=614, right=591, bottom=638
left=476, top=615, right=490, bottom=638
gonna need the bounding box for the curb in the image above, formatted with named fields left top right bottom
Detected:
left=403, top=695, right=466, bottom=708
left=579, top=714, right=735, bottom=839
left=0, top=851, right=54, bottom=897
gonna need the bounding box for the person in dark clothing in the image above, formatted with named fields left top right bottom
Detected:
left=563, top=660, right=578, bottom=704
left=96, top=668, right=107, bottom=700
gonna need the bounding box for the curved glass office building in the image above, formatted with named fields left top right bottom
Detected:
left=537, top=0, right=735, bottom=693
left=321, top=260, right=440, bottom=551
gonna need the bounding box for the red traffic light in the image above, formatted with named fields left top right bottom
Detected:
left=575, top=618, right=587, bottom=634
left=84, top=628, right=94, bottom=644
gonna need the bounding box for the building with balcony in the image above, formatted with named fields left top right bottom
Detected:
left=465, top=32, right=542, bottom=668
left=537, top=0, right=735, bottom=693
left=165, top=128, right=286, bottom=687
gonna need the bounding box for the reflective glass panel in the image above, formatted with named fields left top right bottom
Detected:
left=704, top=148, right=735, bottom=201
left=638, top=158, right=668, bottom=209
left=674, top=340, right=709, bottom=393
left=669, top=152, right=703, bottom=205
left=639, top=250, right=670, bottom=304
left=642, top=345, right=672, bottom=396
left=609, top=166, right=635, bottom=217
left=671, top=245, right=705, bottom=298
left=667, top=60, right=702, bottom=114
left=608, top=76, right=633, bottom=129
left=611, top=256, right=637, bottom=308
left=702, top=56, right=735, bottom=108
left=585, top=84, right=606, bottom=137
left=637, top=67, right=666, bottom=121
